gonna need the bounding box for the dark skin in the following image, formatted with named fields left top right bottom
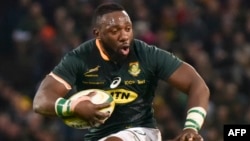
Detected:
left=93, top=11, right=133, bottom=62
left=33, top=10, right=209, bottom=141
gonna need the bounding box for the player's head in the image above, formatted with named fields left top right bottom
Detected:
left=92, top=2, right=133, bottom=62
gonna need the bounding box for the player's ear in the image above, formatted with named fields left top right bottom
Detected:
left=93, top=28, right=100, bottom=39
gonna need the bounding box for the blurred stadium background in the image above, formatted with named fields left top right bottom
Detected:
left=0, top=0, right=250, bottom=141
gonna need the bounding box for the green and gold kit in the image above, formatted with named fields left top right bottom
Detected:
left=52, top=39, right=183, bottom=140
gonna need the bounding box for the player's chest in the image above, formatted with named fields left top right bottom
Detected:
left=80, top=59, right=148, bottom=89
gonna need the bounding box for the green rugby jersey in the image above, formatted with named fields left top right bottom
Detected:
left=52, top=39, right=183, bottom=140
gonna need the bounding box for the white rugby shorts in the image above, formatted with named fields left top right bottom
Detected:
left=98, top=127, right=162, bottom=141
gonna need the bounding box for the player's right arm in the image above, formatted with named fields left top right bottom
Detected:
left=33, top=73, right=110, bottom=125
left=33, top=74, right=70, bottom=116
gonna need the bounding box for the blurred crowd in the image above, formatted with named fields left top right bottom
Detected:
left=0, top=0, right=250, bottom=141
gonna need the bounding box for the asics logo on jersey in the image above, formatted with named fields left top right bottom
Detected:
left=84, top=66, right=100, bottom=77
left=110, top=77, right=121, bottom=88
left=106, top=89, right=138, bottom=104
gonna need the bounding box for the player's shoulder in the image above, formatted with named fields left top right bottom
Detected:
left=133, top=39, right=151, bottom=47
left=133, top=39, right=159, bottom=51
left=73, top=39, right=96, bottom=53
left=133, top=39, right=164, bottom=56
left=61, top=39, right=96, bottom=62
left=66, top=39, right=95, bottom=56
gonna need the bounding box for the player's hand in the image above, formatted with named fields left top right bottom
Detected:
left=72, top=91, right=111, bottom=127
left=168, top=129, right=204, bottom=141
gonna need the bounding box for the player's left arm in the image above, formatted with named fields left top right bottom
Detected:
left=167, top=62, right=210, bottom=141
left=168, top=62, right=209, bottom=110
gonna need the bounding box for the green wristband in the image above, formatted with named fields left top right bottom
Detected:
left=184, top=118, right=200, bottom=131
left=183, top=107, right=207, bottom=132
left=55, top=97, right=73, bottom=117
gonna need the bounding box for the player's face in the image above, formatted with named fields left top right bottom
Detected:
left=95, top=11, right=133, bottom=61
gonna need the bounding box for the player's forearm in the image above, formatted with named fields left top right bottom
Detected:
left=33, top=90, right=58, bottom=116
left=183, top=78, right=210, bottom=132
left=33, top=75, right=70, bottom=116
left=186, top=78, right=210, bottom=110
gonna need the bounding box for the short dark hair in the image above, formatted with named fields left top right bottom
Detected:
left=92, top=3, right=125, bottom=27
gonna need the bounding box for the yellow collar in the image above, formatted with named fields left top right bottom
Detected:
left=96, top=39, right=110, bottom=61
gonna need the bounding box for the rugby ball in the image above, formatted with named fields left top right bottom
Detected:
left=62, top=89, right=115, bottom=129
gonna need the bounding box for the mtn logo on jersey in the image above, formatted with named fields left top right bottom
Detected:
left=106, top=89, right=138, bottom=104
left=84, top=66, right=100, bottom=77
left=128, top=62, right=141, bottom=77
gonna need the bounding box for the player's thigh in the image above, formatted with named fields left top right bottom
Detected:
left=99, top=127, right=162, bottom=141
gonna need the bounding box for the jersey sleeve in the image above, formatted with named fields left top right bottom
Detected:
left=52, top=52, right=81, bottom=87
left=147, top=46, right=183, bottom=80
